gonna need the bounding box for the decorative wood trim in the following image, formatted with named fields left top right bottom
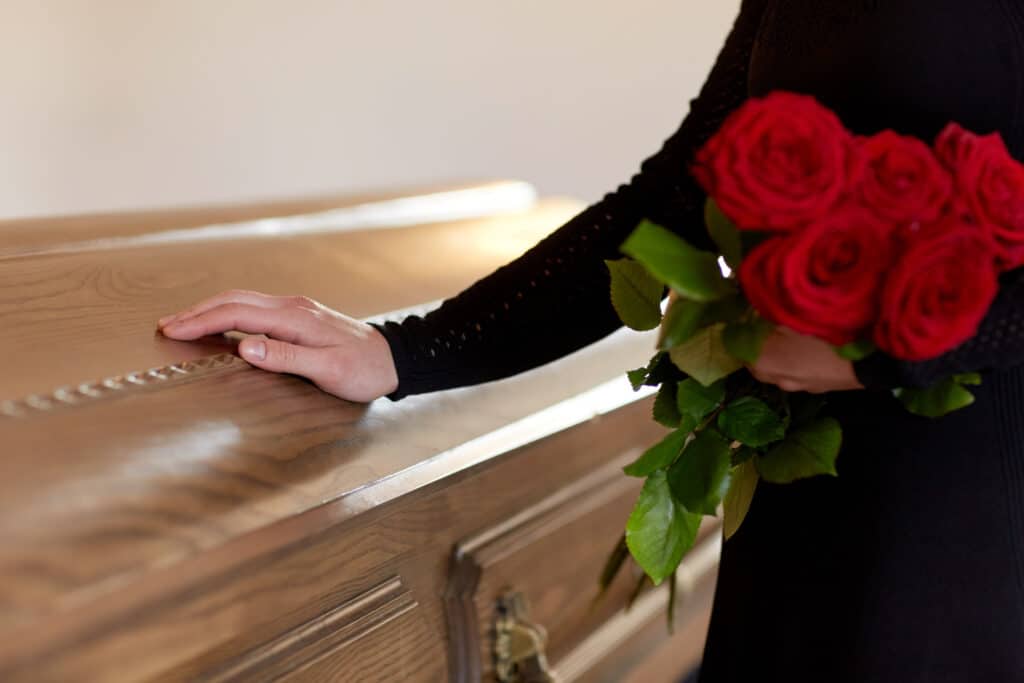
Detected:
left=0, top=353, right=245, bottom=420
left=553, top=531, right=721, bottom=682
left=0, top=297, right=447, bottom=421
left=443, top=453, right=642, bottom=683
left=198, top=577, right=419, bottom=683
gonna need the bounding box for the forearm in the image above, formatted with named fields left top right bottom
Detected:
left=374, top=1, right=768, bottom=400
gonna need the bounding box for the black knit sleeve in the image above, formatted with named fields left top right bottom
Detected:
left=372, top=1, right=767, bottom=400
left=854, top=267, right=1024, bottom=390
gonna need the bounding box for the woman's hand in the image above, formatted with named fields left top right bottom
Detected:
left=747, top=326, right=864, bottom=393
left=158, top=290, right=399, bottom=402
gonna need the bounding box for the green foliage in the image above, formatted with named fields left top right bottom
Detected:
left=668, top=430, right=732, bottom=515
left=653, top=382, right=683, bottom=428
left=755, top=417, right=842, bottom=484
left=621, top=221, right=732, bottom=302
left=836, top=339, right=876, bottom=361
left=895, top=374, right=980, bottom=417
left=625, top=470, right=702, bottom=585
left=717, top=396, right=787, bottom=448
left=623, top=429, right=689, bottom=478
left=606, top=258, right=664, bottom=331
left=722, top=317, right=773, bottom=364
left=627, top=367, right=649, bottom=391
left=658, top=297, right=707, bottom=350
left=626, top=352, right=672, bottom=391
left=676, top=377, right=726, bottom=423
left=704, top=198, right=743, bottom=270
left=669, top=323, right=743, bottom=387
left=788, top=393, right=827, bottom=428
left=699, top=293, right=749, bottom=327
left=722, top=460, right=759, bottom=540
left=596, top=534, right=629, bottom=600
left=731, top=445, right=757, bottom=466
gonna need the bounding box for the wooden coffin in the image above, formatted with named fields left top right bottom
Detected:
left=0, top=181, right=720, bottom=682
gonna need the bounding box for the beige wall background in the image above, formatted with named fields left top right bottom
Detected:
left=0, top=1, right=739, bottom=220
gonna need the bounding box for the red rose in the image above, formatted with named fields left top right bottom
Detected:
left=935, top=123, right=1024, bottom=270
left=692, top=92, right=860, bottom=232
left=855, top=130, right=952, bottom=231
left=739, top=206, right=894, bottom=345
left=874, top=219, right=998, bottom=361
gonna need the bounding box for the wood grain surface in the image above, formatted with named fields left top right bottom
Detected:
left=0, top=182, right=714, bottom=681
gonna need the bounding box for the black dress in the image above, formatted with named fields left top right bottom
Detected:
left=374, top=2, right=1024, bottom=680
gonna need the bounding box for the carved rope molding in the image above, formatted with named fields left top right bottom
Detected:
left=0, top=300, right=444, bottom=421
left=0, top=353, right=246, bottom=420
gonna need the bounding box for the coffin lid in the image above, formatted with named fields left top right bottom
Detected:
left=0, top=181, right=654, bottom=660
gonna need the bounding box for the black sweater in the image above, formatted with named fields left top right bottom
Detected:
left=377, top=2, right=1024, bottom=680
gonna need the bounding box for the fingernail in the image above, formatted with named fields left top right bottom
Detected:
left=158, top=314, right=176, bottom=328
left=243, top=340, right=266, bottom=361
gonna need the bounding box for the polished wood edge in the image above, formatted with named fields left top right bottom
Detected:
left=443, top=451, right=641, bottom=683
left=554, top=529, right=722, bottom=682
left=0, top=181, right=538, bottom=261
left=0, top=353, right=245, bottom=419
left=443, top=554, right=483, bottom=683
left=198, top=576, right=418, bottom=683
left=464, top=452, right=639, bottom=566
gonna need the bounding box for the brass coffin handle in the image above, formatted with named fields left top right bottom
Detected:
left=493, top=592, right=559, bottom=683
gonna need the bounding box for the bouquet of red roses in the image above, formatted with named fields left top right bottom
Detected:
left=601, top=91, right=1024, bottom=618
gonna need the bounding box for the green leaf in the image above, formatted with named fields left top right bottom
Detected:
left=836, top=339, right=876, bottom=361
left=699, top=293, right=749, bottom=327
left=625, top=470, right=702, bottom=585
left=627, top=367, right=649, bottom=392
left=894, top=376, right=977, bottom=418
left=621, top=220, right=732, bottom=302
left=954, top=372, right=983, bottom=386
left=668, top=429, right=732, bottom=515
left=667, top=570, right=678, bottom=633
left=676, top=377, right=726, bottom=423
left=722, top=460, right=758, bottom=540
left=597, top=534, right=629, bottom=597
left=627, top=352, right=670, bottom=391
left=705, top=198, right=743, bottom=270
left=646, top=351, right=686, bottom=387
left=658, top=296, right=707, bottom=350
left=788, top=393, right=827, bottom=428
left=717, top=396, right=787, bottom=448
left=722, top=317, right=773, bottom=364
left=606, top=258, right=664, bottom=331
left=626, top=572, right=650, bottom=609
left=623, top=429, right=689, bottom=477
left=668, top=323, right=743, bottom=387
left=653, top=382, right=683, bottom=428
left=755, top=417, right=842, bottom=484
left=731, top=445, right=757, bottom=466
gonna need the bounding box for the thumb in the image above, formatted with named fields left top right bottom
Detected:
left=238, top=336, right=320, bottom=378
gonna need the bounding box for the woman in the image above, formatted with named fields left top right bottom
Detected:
left=158, top=2, right=1024, bottom=680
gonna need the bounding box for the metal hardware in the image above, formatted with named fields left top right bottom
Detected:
left=493, top=592, right=558, bottom=683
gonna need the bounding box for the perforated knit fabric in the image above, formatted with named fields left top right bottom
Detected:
left=374, top=0, right=1024, bottom=399
left=372, top=0, right=765, bottom=400
left=374, top=2, right=1024, bottom=681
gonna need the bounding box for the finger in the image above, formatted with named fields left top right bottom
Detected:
left=160, top=303, right=329, bottom=346
left=238, top=337, right=326, bottom=381
left=158, top=290, right=289, bottom=328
